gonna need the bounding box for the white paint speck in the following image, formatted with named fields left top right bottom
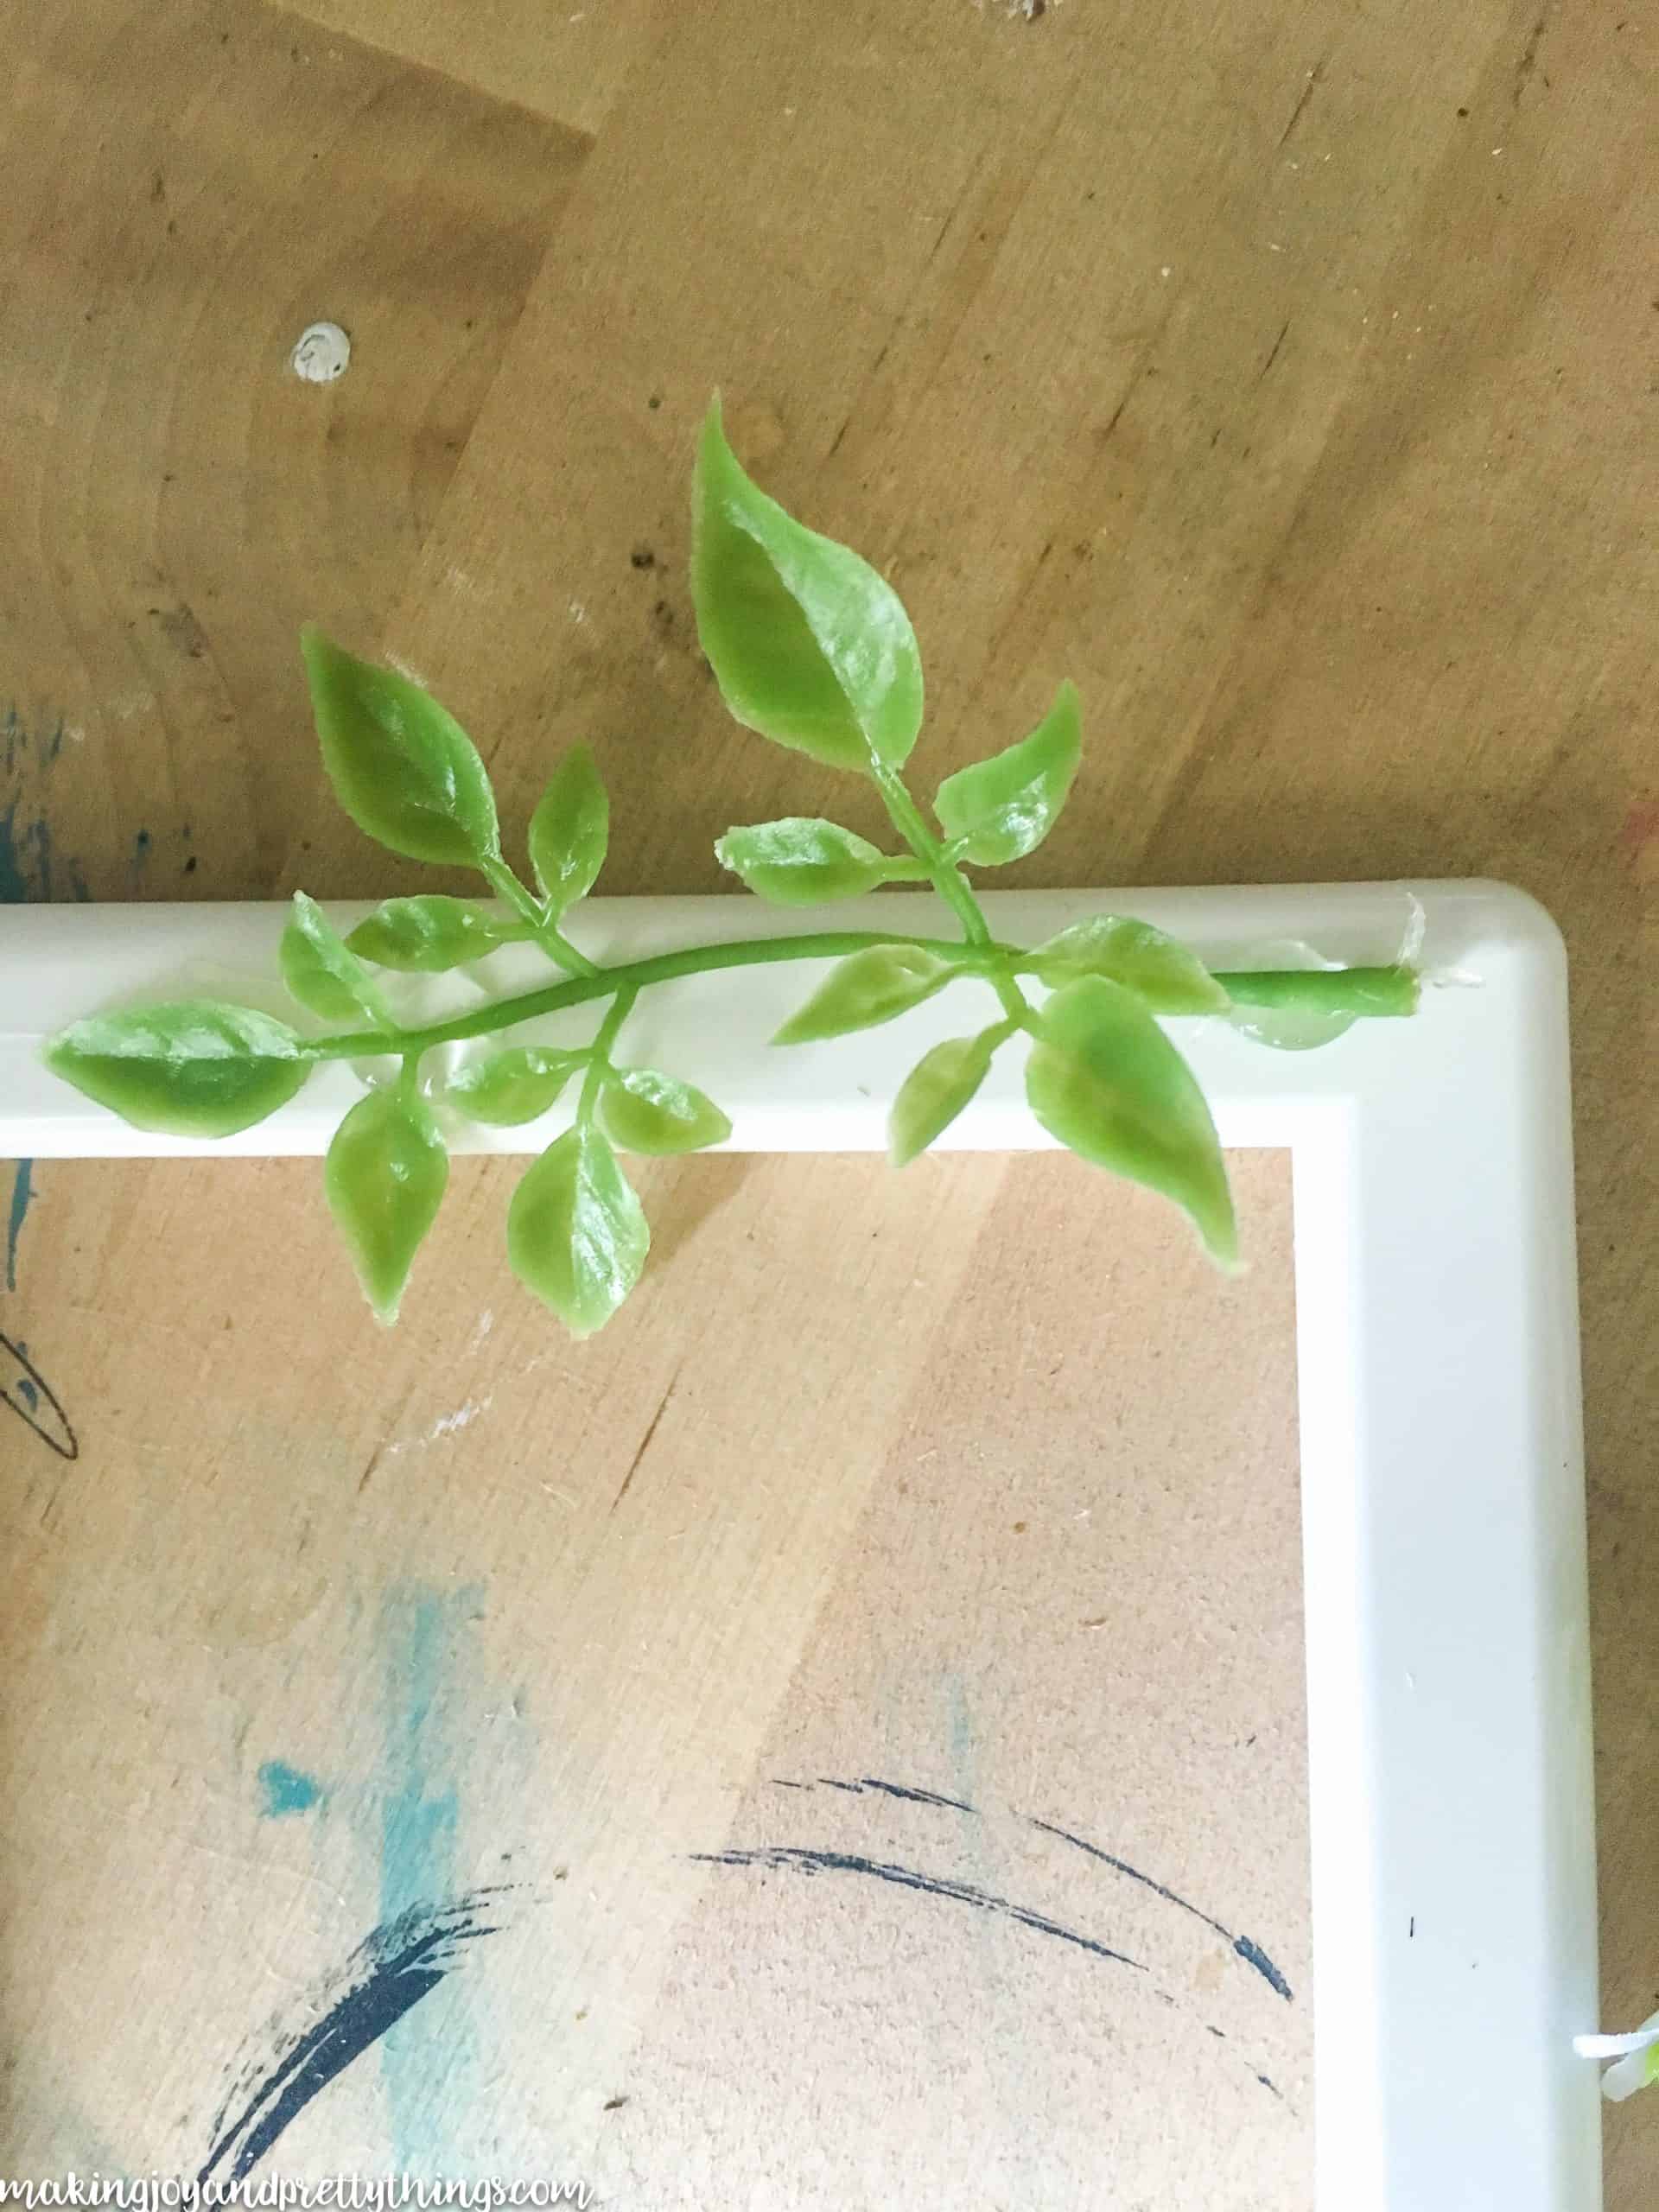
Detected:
left=290, top=321, right=351, bottom=384
left=1268, top=242, right=1285, bottom=253
left=429, top=1397, right=490, bottom=1441
left=568, top=599, right=588, bottom=626
left=469, top=1308, right=494, bottom=1353
left=379, top=1393, right=495, bottom=1457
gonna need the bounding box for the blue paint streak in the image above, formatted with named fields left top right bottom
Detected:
left=6, top=1160, right=32, bottom=1291
left=257, top=1759, right=324, bottom=1817
left=379, top=1585, right=479, bottom=2177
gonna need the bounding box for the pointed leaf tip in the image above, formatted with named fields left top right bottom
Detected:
left=691, top=401, right=922, bottom=773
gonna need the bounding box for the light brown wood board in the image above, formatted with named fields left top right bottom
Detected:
left=2, top=1152, right=1306, bottom=2203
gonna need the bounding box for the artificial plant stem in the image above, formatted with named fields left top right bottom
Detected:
left=871, top=762, right=1032, bottom=1025
left=1211, top=967, right=1423, bottom=1015
left=871, top=766, right=989, bottom=945
left=580, top=986, right=637, bottom=1119
left=480, top=856, right=600, bottom=979
left=302, top=935, right=1421, bottom=1063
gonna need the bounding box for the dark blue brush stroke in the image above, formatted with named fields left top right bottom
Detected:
left=199, top=1894, right=502, bottom=2185
left=762, top=1777, right=1293, bottom=2003
left=691, top=1847, right=1144, bottom=1972
left=1029, top=1815, right=1293, bottom=2001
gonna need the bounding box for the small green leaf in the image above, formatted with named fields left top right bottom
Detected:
left=301, top=626, right=499, bottom=868
left=45, top=1001, right=311, bottom=1138
left=1025, top=976, right=1237, bottom=1268
left=715, top=817, right=891, bottom=906
left=448, top=1046, right=586, bottom=1126
left=889, top=1030, right=999, bottom=1166
left=281, top=892, right=392, bottom=1028
left=934, top=682, right=1083, bottom=866
left=324, top=1084, right=448, bottom=1324
left=507, top=1125, right=650, bottom=1336
left=528, top=746, right=608, bottom=919
left=690, top=396, right=923, bottom=773
left=772, top=944, right=956, bottom=1046
left=1029, top=915, right=1231, bottom=1014
left=599, top=1069, right=732, bottom=1155
left=347, top=895, right=516, bottom=972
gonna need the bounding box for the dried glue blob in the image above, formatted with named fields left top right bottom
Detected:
left=1225, top=941, right=1358, bottom=1052
left=290, top=321, right=352, bottom=384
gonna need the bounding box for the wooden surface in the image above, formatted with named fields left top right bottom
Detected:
left=1, top=0, right=1654, bottom=2196
left=2, top=1154, right=1306, bottom=2200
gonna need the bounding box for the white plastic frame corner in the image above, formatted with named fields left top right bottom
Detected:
left=0, top=878, right=1599, bottom=2210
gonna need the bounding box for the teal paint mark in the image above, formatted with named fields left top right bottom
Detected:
left=945, top=1674, right=978, bottom=1809
left=378, top=1583, right=483, bottom=2177
left=257, top=1759, right=324, bottom=1817
left=6, top=1160, right=33, bottom=1290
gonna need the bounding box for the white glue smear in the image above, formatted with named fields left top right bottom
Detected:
left=381, top=1395, right=495, bottom=1459
left=1575, top=2009, right=1659, bottom=2101
left=291, top=321, right=351, bottom=383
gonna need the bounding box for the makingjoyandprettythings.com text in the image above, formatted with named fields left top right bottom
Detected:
left=0, top=2183, right=592, bottom=2210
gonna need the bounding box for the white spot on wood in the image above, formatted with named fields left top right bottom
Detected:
left=429, top=1397, right=490, bottom=1441
left=290, top=321, right=351, bottom=384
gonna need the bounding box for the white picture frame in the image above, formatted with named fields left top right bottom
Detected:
left=0, top=877, right=1599, bottom=2211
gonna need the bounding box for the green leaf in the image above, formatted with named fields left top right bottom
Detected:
left=1024, top=976, right=1237, bottom=1268
left=528, top=746, right=608, bottom=919
left=347, top=895, right=516, bottom=972
left=889, top=1030, right=998, bottom=1166
left=324, top=1084, right=449, bottom=1324
left=934, top=682, right=1083, bottom=866
left=44, top=1001, right=311, bottom=1138
left=772, top=944, right=956, bottom=1046
left=599, top=1069, right=732, bottom=1155
left=300, top=626, right=500, bottom=868
left=281, top=891, right=392, bottom=1028
left=1029, top=915, right=1231, bottom=1014
left=690, top=395, right=923, bottom=773
left=715, top=817, right=891, bottom=906
left=507, top=1124, right=650, bottom=1337
left=448, top=1046, right=586, bottom=1126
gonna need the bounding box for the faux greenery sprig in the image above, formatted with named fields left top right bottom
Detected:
left=44, top=400, right=1419, bottom=1333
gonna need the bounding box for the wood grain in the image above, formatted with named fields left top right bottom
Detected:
left=280, top=0, right=657, bottom=137
left=0, top=0, right=588, bottom=900
left=0, top=1151, right=1302, bottom=2201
